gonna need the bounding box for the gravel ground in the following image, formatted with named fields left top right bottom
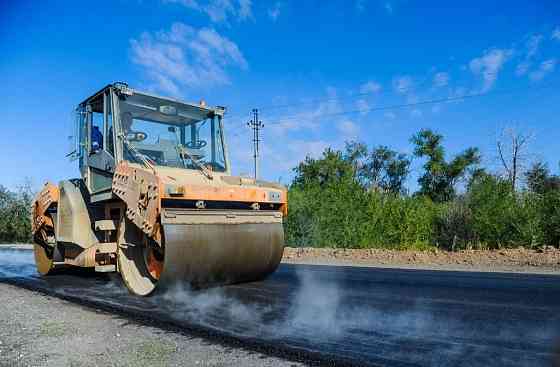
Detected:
left=283, top=246, right=560, bottom=273
left=0, top=283, right=302, bottom=367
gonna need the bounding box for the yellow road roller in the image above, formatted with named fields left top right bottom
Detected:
left=31, top=83, right=287, bottom=296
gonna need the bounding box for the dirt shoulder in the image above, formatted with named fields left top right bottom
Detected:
left=282, top=246, right=560, bottom=274
left=0, top=283, right=302, bottom=367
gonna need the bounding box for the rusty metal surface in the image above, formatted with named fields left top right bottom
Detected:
left=31, top=183, right=60, bottom=275
left=163, top=182, right=286, bottom=204
left=64, top=246, right=97, bottom=267
left=158, top=220, right=284, bottom=290
left=112, top=161, right=161, bottom=243
left=161, top=208, right=283, bottom=225
left=56, top=180, right=99, bottom=249
left=33, top=243, right=54, bottom=275
left=31, top=182, right=59, bottom=237
left=111, top=161, right=288, bottom=295
left=117, top=209, right=284, bottom=296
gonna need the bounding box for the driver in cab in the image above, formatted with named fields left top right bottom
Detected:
left=120, top=112, right=147, bottom=142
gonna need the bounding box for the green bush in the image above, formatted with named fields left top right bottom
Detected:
left=285, top=183, right=438, bottom=249
left=6, top=131, right=560, bottom=251
left=467, top=175, right=540, bottom=248
left=362, top=193, right=438, bottom=249
left=285, top=171, right=560, bottom=250
left=284, top=186, right=320, bottom=247
left=0, top=184, right=34, bottom=243
left=285, top=180, right=370, bottom=248
left=533, top=190, right=560, bottom=247
left=434, top=197, right=475, bottom=250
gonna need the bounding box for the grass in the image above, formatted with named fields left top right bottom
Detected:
left=129, top=339, right=177, bottom=367
left=39, top=320, right=66, bottom=338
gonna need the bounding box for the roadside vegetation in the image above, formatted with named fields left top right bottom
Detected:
left=285, top=128, right=560, bottom=250
left=0, top=183, right=33, bottom=243
left=2, top=128, right=559, bottom=251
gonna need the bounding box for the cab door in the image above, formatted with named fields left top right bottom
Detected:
left=85, top=90, right=116, bottom=195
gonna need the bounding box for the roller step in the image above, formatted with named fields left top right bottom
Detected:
left=94, top=220, right=117, bottom=231
left=95, top=265, right=116, bottom=272
left=95, top=242, right=117, bottom=254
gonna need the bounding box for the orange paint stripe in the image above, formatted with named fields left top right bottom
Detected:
left=163, top=184, right=287, bottom=204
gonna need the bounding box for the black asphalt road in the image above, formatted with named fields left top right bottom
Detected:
left=1, top=247, right=559, bottom=367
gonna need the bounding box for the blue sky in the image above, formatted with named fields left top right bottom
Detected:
left=1, top=0, right=559, bottom=190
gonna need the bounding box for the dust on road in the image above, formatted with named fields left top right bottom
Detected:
left=0, top=282, right=303, bottom=367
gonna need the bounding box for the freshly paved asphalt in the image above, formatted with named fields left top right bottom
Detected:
left=1, top=247, right=559, bottom=367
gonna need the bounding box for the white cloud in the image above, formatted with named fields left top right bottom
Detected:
left=238, top=0, right=252, bottom=20
left=268, top=2, right=282, bottom=21
left=261, top=139, right=330, bottom=173
left=267, top=87, right=342, bottom=137
left=164, top=0, right=252, bottom=23
left=529, top=59, right=557, bottom=81
left=447, top=87, right=467, bottom=103
left=469, top=48, right=513, bottom=92
left=355, top=99, right=370, bottom=115
left=541, top=59, right=557, bottom=72
left=515, top=61, right=530, bottom=76
left=433, top=72, right=449, bottom=88
left=130, top=22, right=248, bottom=95
left=384, top=111, right=396, bottom=120
left=336, top=119, right=360, bottom=140
left=526, top=34, right=543, bottom=58
left=410, top=109, right=422, bottom=118
left=359, top=80, right=382, bottom=94
left=406, top=94, right=419, bottom=104
left=552, top=27, right=560, bottom=41
left=392, top=75, right=413, bottom=94
left=167, top=0, right=199, bottom=8
left=291, top=140, right=330, bottom=159
left=515, top=34, right=546, bottom=78
left=259, top=87, right=363, bottom=177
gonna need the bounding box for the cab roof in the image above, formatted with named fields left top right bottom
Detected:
left=78, top=82, right=226, bottom=118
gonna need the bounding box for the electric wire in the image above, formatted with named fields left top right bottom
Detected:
left=248, top=81, right=557, bottom=126
left=224, top=71, right=507, bottom=120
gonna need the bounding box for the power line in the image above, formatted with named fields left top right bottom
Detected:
left=258, top=82, right=556, bottom=126
left=225, top=71, right=507, bottom=119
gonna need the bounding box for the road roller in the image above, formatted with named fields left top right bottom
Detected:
left=31, top=82, right=287, bottom=296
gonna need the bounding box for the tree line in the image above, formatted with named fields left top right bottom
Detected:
left=2, top=128, right=559, bottom=250
left=285, top=128, right=560, bottom=250
left=0, top=184, right=33, bottom=243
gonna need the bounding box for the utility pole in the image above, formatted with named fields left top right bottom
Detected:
left=247, top=108, right=264, bottom=181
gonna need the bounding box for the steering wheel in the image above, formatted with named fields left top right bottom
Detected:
left=186, top=140, right=207, bottom=149
left=126, top=131, right=148, bottom=142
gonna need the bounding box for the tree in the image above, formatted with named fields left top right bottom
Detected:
left=360, top=146, right=411, bottom=195
left=344, top=141, right=368, bottom=170
left=411, top=129, right=481, bottom=202
left=524, top=162, right=560, bottom=247
left=525, top=161, right=560, bottom=195
left=292, top=148, right=356, bottom=189
left=343, top=141, right=368, bottom=183
left=0, top=183, right=34, bottom=243
left=288, top=146, right=369, bottom=248
left=497, top=127, right=533, bottom=191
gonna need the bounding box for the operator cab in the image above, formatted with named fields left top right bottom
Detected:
left=71, top=83, right=229, bottom=200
